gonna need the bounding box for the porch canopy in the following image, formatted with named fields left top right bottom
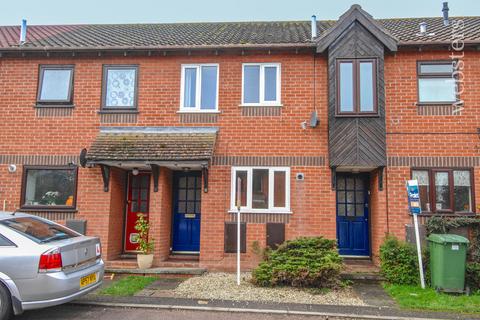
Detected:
left=83, top=126, right=218, bottom=191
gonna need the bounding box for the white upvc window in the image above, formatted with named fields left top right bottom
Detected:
left=180, top=64, right=219, bottom=112
left=230, top=167, right=290, bottom=213
left=242, top=63, right=281, bottom=106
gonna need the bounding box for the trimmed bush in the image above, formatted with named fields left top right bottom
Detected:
left=251, top=237, right=343, bottom=289
left=467, top=262, right=480, bottom=293
left=380, top=235, right=429, bottom=286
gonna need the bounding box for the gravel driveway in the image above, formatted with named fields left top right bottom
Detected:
left=174, top=273, right=366, bottom=306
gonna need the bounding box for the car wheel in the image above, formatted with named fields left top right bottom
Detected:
left=0, top=283, right=12, bottom=320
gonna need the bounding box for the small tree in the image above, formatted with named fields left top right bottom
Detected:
left=134, top=213, right=154, bottom=254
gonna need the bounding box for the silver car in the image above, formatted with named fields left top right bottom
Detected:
left=0, top=211, right=104, bottom=319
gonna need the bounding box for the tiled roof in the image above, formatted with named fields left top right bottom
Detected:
left=379, top=17, right=480, bottom=43
left=0, top=16, right=478, bottom=51
left=86, top=127, right=217, bottom=162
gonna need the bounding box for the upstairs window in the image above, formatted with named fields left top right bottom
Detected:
left=417, top=61, right=457, bottom=104
left=231, top=167, right=290, bottom=213
left=337, top=59, right=377, bottom=115
left=242, top=63, right=281, bottom=105
left=412, top=168, right=473, bottom=214
left=180, top=64, right=219, bottom=111
left=102, top=65, right=138, bottom=110
left=37, top=65, right=74, bottom=105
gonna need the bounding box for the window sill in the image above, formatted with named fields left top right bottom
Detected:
left=335, top=113, right=380, bottom=118
left=239, top=104, right=283, bottom=108
left=97, top=109, right=139, bottom=114
left=19, top=207, right=78, bottom=213
left=177, top=110, right=221, bottom=114
left=410, top=212, right=476, bottom=217
left=416, top=102, right=458, bottom=106
left=35, top=104, right=75, bottom=108
left=228, top=210, right=292, bottom=214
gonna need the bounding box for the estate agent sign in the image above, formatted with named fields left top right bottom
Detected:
left=406, top=180, right=425, bottom=289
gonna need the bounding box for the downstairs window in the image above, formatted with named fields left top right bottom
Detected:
left=411, top=168, right=473, bottom=214
left=231, top=167, right=290, bottom=212
left=21, top=166, right=78, bottom=210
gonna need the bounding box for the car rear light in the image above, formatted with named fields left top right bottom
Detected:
left=38, top=248, right=62, bottom=273
left=95, top=243, right=101, bottom=257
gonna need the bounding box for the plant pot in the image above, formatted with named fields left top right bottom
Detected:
left=137, top=254, right=154, bottom=269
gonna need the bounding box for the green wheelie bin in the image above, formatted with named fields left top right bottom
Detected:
left=428, top=234, right=469, bottom=293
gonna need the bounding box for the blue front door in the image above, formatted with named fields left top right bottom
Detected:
left=172, top=171, right=201, bottom=253
left=336, top=173, right=370, bottom=256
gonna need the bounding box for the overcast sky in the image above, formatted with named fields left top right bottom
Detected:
left=0, top=0, right=478, bottom=25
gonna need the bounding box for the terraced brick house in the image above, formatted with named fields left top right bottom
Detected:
left=0, top=4, right=478, bottom=270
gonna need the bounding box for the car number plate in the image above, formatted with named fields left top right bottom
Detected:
left=80, top=273, right=97, bottom=288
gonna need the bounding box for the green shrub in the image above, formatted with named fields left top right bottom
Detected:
left=251, top=237, right=343, bottom=289
left=380, top=235, right=429, bottom=286
left=467, top=262, right=480, bottom=293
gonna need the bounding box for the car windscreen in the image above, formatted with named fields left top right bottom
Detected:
left=0, top=217, right=79, bottom=244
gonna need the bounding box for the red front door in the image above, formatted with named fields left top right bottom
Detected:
left=124, top=172, right=150, bottom=252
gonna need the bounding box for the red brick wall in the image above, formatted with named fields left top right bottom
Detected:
left=106, top=168, right=126, bottom=259
left=0, top=48, right=478, bottom=270
left=0, top=53, right=328, bottom=154
left=287, top=167, right=336, bottom=240
left=199, top=165, right=335, bottom=270
left=199, top=166, right=229, bottom=267
left=149, top=168, right=173, bottom=263
left=76, top=167, right=119, bottom=259
left=369, top=169, right=387, bottom=263
left=385, top=51, right=479, bottom=138
left=384, top=50, right=480, bottom=244
left=0, top=52, right=330, bottom=270
left=0, top=165, right=23, bottom=213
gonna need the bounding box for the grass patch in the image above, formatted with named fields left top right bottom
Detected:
left=384, top=284, right=480, bottom=314
left=100, top=276, right=157, bottom=296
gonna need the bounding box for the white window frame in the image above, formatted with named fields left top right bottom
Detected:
left=230, top=166, right=290, bottom=213
left=241, top=63, right=282, bottom=106
left=179, top=64, right=219, bottom=112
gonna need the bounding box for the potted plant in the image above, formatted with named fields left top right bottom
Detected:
left=134, top=213, right=154, bottom=269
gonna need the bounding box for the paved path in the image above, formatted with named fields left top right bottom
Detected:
left=352, top=281, right=397, bottom=308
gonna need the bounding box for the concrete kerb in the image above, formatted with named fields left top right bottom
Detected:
left=71, top=300, right=454, bottom=320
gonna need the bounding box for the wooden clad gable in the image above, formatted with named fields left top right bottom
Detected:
left=325, top=14, right=392, bottom=168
